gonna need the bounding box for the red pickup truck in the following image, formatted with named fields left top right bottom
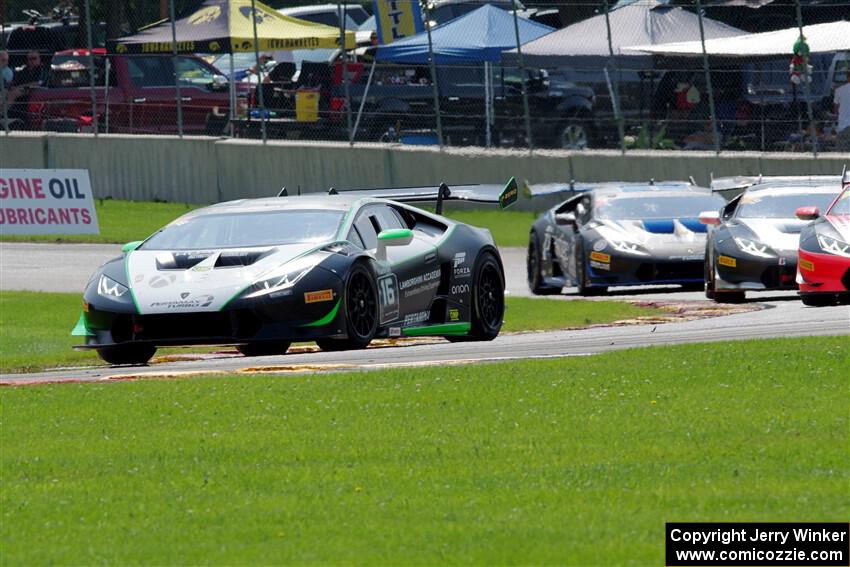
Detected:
left=25, top=49, right=247, bottom=134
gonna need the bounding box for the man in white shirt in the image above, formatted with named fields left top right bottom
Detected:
left=835, top=77, right=850, bottom=150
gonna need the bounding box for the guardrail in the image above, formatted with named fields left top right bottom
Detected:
left=1, top=132, right=847, bottom=209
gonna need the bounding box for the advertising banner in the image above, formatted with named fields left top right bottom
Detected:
left=0, top=169, right=100, bottom=235
left=373, top=0, right=424, bottom=45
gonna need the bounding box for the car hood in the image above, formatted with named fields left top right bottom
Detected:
left=593, top=218, right=707, bottom=256
left=126, top=242, right=325, bottom=314
left=735, top=218, right=807, bottom=253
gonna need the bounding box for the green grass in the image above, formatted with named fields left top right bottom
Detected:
left=0, top=199, right=534, bottom=248
left=502, top=296, right=661, bottom=333
left=1, top=337, right=847, bottom=565
left=0, top=200, right=201, bottom=244
left=443, top=208, right=537, bottom=247
left=0, top=291, right=662, bottom=373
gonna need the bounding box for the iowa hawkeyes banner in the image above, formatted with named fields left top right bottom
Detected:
left=373, top=0, right=423, bottom=45
left=108, top=0, right=355, bottom=55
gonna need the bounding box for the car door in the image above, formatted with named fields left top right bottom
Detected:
left=174, top=56, right=229, bottom=133
left=347, top=204, right=439, bottom=327
left=125, top=55, right=179, bottom=134
left=551, top=194, right=591, bottom=282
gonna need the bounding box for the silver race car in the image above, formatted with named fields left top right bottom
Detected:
left=527, top=181, right=725, bottom=295
left=700, top=176, right=842, bottom=302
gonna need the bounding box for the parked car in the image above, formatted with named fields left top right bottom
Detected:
left=527, top=181, right=725, bottom=295
left=4, top=8, right=105, bottom=68
left=796, top=170, right=850, bottom=306
left=246, top=59, right=595, bottom=147
left=700, top=177, right=843, bottom=302
left=24, top=51, right=244, bottom=134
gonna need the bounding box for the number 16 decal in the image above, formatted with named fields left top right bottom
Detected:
left=378, top=274, right=399, bottom=323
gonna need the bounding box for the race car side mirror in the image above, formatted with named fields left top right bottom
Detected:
left=122, top=240, right=143, bottom=253
left=698, top=211, right=721, bottom=226
left=555, top=213, right=576, bottom=226
left=376, top=228, right=413, bottom=261
left=795, top=206, right=820, bottom=221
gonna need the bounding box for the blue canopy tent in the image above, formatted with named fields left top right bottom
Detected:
left=369, top=5, right=554, bottom=145
left=375, top=4, right=554, bottom=64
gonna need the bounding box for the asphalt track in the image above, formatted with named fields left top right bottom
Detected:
left=1, top=242, right=848, bottom=384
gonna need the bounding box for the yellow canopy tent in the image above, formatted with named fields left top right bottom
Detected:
left=109, top=0, right=355, bottom=55
left=108, top=0, right=356, bottom=136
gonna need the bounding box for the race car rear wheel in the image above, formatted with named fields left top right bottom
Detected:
left=527, top=232, right=560, bottom=295
left=96, top=344, right=156, bottom=366
left=468, top=251, right=504, bottom=341
left=237, top=342, right=292, bottom=357
left=317, top=262, right=378, bottom=351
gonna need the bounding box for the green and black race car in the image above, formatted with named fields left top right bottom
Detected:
left=73, top=180, right=518, bottom=365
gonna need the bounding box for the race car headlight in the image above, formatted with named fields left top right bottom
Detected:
left=733, top=237, right=775, bottom=258
left=609, top=239, right=649, bottom=256
left=816, top=234, right=850, bottom=257
left=97, top=275, right=128, bottom=298
left=245, top=264, right=314, bottom=299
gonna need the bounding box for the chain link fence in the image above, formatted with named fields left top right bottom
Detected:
left=2, top=0, right=848, bottom=154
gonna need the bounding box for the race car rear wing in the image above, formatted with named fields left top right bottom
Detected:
left=524, top=179, right=698, bottom=199
left=710, top=174, right=842, bottom=200
left=323, top=178, right=519, bottom=214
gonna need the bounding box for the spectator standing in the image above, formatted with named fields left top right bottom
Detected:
left=12, top=51, right=48, bottom=89
left=8, top=50, right=47, bottom=128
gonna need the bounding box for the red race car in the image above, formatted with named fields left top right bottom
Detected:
left=795, top=170, right=850, bottom=306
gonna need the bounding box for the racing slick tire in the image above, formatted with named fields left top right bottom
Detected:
left=467, top=251, right=505, bottom=341
left=96, top=344, right=157, bottom=365
left=713, top=289, right=746, bottom=303
left=576, top=244, right=607, bottom=297
left=800, top=294, right=837, bottom=307
left=237, top=342, right=292, bottom=357
left=704, top=258, right=715, bottom=299
left=316, top=262, right=378, bottom=351
left=527, top=232, right=561, bottom=295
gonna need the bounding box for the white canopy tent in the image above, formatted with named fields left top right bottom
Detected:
left=627, top=20, right=850, bottom=57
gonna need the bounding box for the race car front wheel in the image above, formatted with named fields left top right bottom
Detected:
left=96, top=344, right=156, bottom=366
left=317, top=262, right=378, bottom=351
left=704, top=257, right=715, bottom=299
left=527, top=232, right=561, bottom=295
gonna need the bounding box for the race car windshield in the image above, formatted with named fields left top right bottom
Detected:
left=141, top=210, right=345, bottom=250
left=595, top=196, right=724, bottom=220
left=827, top=190, right=849, bottom=215
left=736, top=190, right=839, bottom=219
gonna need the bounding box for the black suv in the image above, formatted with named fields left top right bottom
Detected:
left=248, top=58, right=596, bottom=149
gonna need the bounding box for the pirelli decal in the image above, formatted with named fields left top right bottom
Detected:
left=590, top=251, right=611, bottom=263
left=799, top=259, right=814, bottom=271
left=718, top=255, right=737, bottom=268
left=304, top=289, right=334, bottom=304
